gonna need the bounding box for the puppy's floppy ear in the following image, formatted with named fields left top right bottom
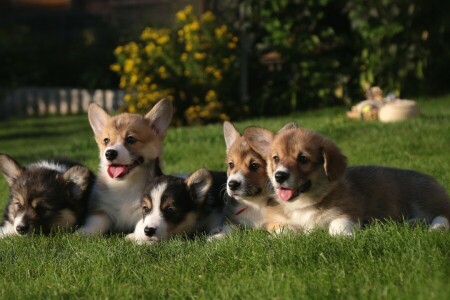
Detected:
left=88, top=103, right=110, bottom=137
left=63, top=166, right=94, bottom=198
left=223, top=121, right=241, bottom=151
left=243, top=126, right=274, bottom=157
left=321, top=139, right=347, bottom=182
left=145, top=98, right=173, bottom=138
left=278, top=122, right=299, bottom=133
left=185, top=168, right=213, bottom=204
left=0, top=154, right=24, bottom=187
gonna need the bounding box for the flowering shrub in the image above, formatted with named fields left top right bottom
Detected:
left=111, top=6, right=238, bottom=125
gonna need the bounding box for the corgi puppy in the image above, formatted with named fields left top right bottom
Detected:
left=245, top=123, right=450, bottom=235
left=78, top=98, right=173, bottom=235
left=0, top=154, right=94, bottom=237
left=127, top=168, right=225, bottom=244
left=223, top=121, right=287, bottom=231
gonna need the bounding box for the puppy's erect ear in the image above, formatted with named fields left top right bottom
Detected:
left=145, top=98, right=173, bottom=138
left=63, top=166, right=93, bottom=198
left=88, top=103, right=110, bottom=137
left=223, top=121, right=241, bottom=151
left=278, top=122, right=299, bottom=133
left=321, top=139, right=347, bottom=182
left=185, top=168, right=213, bottom=205
left=243, top=126, right=274, bottom=157
left=0, top=154, right=24, bottom=187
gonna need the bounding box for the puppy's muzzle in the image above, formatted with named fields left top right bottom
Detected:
left=105, top=149, right=118, bottom=161
left=228, top=180, right=241, bottom=191
left=275, top=171, right=289, bottom=183
left=16, top=224, right=29, bottom=235
left=144, top=226, right=156, bottom=237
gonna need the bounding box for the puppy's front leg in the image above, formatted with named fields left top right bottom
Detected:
left=77, top=211, right=112, bottom=235
left=329, top=218, right=357, bottom=236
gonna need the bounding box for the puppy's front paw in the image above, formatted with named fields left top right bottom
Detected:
left=430, top=216, right=449, bottom=231
left=329, top=218, right=356, bottom=236
left=207, top=225, right=232, bottom=241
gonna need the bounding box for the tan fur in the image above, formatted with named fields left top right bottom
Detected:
left=245, top=125, right=450, bottom=235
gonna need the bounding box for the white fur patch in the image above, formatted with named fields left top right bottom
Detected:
left=430, top=215, right=449, bottom=230
left=329, top=218, right=356, bottom=236
left=0, top=222, right=17, bottom=237
left=226, top=172, right=245, bottom=196
left=103, top=143, right=133, bottom=165
left=141, top=183, right=168, bottom=241
left=31, top=161, right=68, bottom=173
left=77, top=213, right=112, bottom=235
left=13, top=212, right=25, bottom=230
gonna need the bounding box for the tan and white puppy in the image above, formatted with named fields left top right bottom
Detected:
left=78, top=99, right=173, bottom=235
left=245, top=123, right=450, bottom=235
left=223, top=122, right=287, bottom=232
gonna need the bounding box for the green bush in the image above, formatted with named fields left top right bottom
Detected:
left=114, top=1, right=449, bottom=122
left=112, top=6, right=239, bottom=125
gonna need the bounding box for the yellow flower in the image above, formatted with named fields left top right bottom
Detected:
left=205, top=90, right=217, bottom=102
left=190, top=21, right=200, bottom=31
left=194, top=52, right=206, bottom=60
left=119, top=77, right=126, bottom=89
left=110, top=64, right=121, bottom=72
left=181, top=53, right=188, bottom=61
left=156, top=35, right=170, bottom=45
left=185, top=43, right=192, bottom=51
left=124, top=59, right=134, bottom=73
left=213, top=71, right=222, bottom=80
left=114, top=46, right=123, bottom=55
left=130, top=74, right=138, bottom=85
left=145, top=43, right=155, bottom=54
left=227, top=42, right=237, bottom=49
left=201, top=11, right=215, bottom=23
left=128, top=105, right=136, bottom=113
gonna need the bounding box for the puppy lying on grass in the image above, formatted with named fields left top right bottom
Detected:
left=245, top=123, right=450, bottom=235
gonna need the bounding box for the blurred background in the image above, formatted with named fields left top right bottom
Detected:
left=0, top=0, right=449, bottom=124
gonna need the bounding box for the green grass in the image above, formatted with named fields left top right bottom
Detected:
left=0, top=95, right=450, bottom=299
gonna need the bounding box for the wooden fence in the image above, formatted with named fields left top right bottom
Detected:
left=0, top=87, right=125, bottom=119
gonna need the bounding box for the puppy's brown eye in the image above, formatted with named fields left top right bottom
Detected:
left=15, top=202, right=23, bottom=210
left=228, top=162, right=235, bottom=170
left=103, top=138, right=110, bottom=145
left=298, top=155, right=309, bottom=164
left=126, top=136, right=137, bottom=144
left=273, top=156, right=280, bottom=163
left=249, top=162, right=260, bottom=172
left=142, top=206, right=151, bottom=213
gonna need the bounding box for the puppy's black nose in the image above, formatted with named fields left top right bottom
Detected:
left=275, top=171, right=289, bottom=183
left=16, top=225, right=29, bottom=235
left=144, top=227, right=156, bottom=237
left=105, top=149, right=118, bottom=161
left=228, top=180, right=241, bottom=191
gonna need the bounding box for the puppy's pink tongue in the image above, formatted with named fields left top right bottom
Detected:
left=277, top=188, right=295, bottom=201
left=107, top=165, right=128, bottom=178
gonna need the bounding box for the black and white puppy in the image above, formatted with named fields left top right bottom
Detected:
left=0, top=154, right=94, bottom=237
left=127, top=169, right=225, bottom=244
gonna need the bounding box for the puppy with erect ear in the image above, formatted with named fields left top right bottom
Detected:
left=246, top=122, right=450, bottom=236
left=222, top=122, right=287, bottom=232
left=127, top=168, right=227, bottom=244
left=0, top=154, right=94, bottom=237
left=78, top=98, right=172, bottom=235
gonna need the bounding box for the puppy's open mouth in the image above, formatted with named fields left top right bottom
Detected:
left=277, top=180, right=312, bottom=201
left=107, top=157, right=144, bottom=179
